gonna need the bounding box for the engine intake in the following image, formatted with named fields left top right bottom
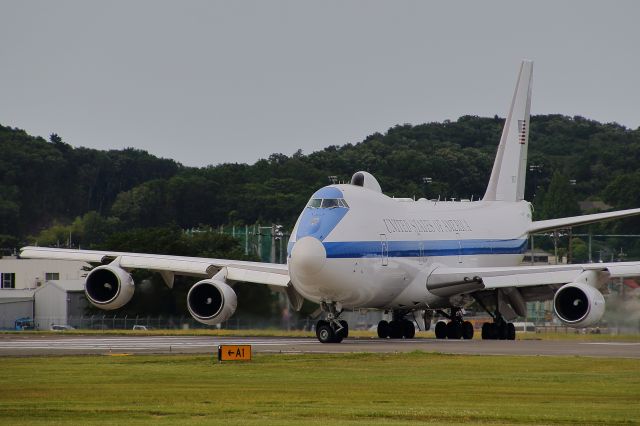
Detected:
left=85, top=265, right=135, bottom=310
left=187, top=279, right=237, bottom=325
left=553, top=282, right=605, bottom=327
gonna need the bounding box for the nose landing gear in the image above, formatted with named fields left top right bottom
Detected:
left=315, top=302, right=348, bottom=343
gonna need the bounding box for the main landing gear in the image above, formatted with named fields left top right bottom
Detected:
left=376, top=311, right=416, bottom=339
left=473, top=293, right=516, bottom=341
left=315, top=302, right=349, bottom=343
left=434, top=308, right=474, bottom=340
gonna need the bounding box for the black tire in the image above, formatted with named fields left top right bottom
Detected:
left=434, top=321, right=447, bottom=339
left=377, top=320, right=390, bottom=338
left=316, top=320, right=328, bottom=340
left=481, top=322, right=495, bottom=340
left=462, top=321, right=474, bottom=340
left=507, top=322, right=516, bottom=340
left=497, top=322, right=508, bottom=340
left=403, top=320, right=416, bottom=339
left=446, top=321, right=462, bottom=339
left=389, top=320, right=403, bottom=339
left=316, top=323, right=336, bottom=344
left=338, top=320, right=349, bottom=339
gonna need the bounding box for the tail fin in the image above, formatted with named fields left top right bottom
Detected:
left=483, top=60, right=533, bottom=202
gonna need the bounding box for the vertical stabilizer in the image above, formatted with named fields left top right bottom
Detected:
left=483, top=60, right=533, bottom=202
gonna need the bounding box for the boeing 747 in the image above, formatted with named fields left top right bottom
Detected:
left=21, top=61, right=640, bottom=343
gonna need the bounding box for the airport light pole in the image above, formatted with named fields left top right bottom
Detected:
left=422, top=177, right=432, bottom=199
left=528, top=164, right=542, bottom=199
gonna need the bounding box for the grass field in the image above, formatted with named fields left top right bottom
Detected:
left=0, top=352, right=638, bottom=425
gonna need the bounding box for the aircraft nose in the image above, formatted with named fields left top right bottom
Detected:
left=290, top=237, right=326, bottom=276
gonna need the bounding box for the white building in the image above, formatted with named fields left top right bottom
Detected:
left=0, top=257, right=88, bottom=329
left=34, top=280, right=88, bottom=329
left=0, top=256, right=87, bottom=290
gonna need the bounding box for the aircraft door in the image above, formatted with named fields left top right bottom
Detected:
left=419, top=241, right=425, bottom=264
left=456, top=232, right=462, bottom=264
left=380, top=234, right=389, bottom=266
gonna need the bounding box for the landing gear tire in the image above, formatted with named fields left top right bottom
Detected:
left=316, top=321, right=335, bottom=344
left=338, top=320, right=349, bottom=339
left=481, top=321, right=515, bottom=340
left=507, top=322, right=516, bottom=341
left=446, top=321, right=462, bottom=339
left=482, top=322, right=496, bottom=340
left=403, top=319, right=416, bottom=339
left=377, top=320, right=390, bottom=339
left=435, top=321, right=447, bottom=339
left=462, top=321, right=474, bottom=340
left=389, top=320, right=403, bottom=339
left=497, top=322, right=508, bottom=340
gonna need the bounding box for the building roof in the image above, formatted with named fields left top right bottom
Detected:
left=47, top=280, right=85, bottom=292
left=579, top=200, right=613, bottom=212
left=523, top=249, right=553, bottom=256
left=0, top=289, right=35, bottom=302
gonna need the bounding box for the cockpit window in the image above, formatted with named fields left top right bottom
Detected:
left=307, top=198, right=322, bottom=208
left=306, top=198, right=349, bottom=209
left=321, top=198, right=340, bottom=208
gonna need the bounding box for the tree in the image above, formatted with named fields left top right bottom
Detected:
left=540, top=172, right=580, bottom=219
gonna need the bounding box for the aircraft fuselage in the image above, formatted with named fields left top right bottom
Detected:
left=288, top=184, right=532, bottom=310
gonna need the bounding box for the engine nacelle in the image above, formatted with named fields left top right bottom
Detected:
left=553, top=282, right=605, bottom=327
left=187, top=279, right=237, bottom=325
left=85, top=265, right=135, bottom=310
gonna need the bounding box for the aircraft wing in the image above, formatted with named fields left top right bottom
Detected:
left=19, top=246, right=290, bottom=287
left=426, top=261, right=640, bottom=298
left=529, top=207, right=640, bottom=233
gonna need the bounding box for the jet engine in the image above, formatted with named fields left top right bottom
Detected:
left=84, top=265, right=135, bottom=310
left=187, top=279, right=237, bottom=325
left=553, top=282, right=605, bottom=327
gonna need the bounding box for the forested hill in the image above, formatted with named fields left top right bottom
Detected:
left=2, top=114, right=640, bottom=249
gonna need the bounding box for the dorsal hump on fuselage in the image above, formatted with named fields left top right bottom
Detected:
left=350, top=171, right=382, bottom=193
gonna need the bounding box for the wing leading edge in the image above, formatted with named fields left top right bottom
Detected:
left=19, top=246, right=290, bottom=287
left=426, top=261, right=640, bottom=298
left=529, top=207, right=640, bottom=234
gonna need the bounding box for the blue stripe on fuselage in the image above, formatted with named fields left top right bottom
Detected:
left=321, top=238, right=527, bottom=258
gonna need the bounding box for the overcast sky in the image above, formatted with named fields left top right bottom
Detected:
left=1, top=1, right=639, bottom=167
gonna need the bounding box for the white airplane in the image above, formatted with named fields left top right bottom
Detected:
left=21, top=60, right=640, bottom=343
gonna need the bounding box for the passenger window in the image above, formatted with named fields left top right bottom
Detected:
left=307, top=199, right=322, bottom=208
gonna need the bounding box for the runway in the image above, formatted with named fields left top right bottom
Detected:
left=1, top=335, right=639, bottom=357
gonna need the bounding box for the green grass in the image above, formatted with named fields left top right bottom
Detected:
left=0, top=352, right=637, bottom=425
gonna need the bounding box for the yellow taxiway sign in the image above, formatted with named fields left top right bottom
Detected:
left=218, top=344, right=252, bottom=362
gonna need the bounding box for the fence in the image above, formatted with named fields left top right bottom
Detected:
left=34, top=315, right=319, bottom=331
left=185, top=224, right=290, bottom=263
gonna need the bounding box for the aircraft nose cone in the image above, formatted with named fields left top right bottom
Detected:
left=290, top=237, right=326, bottom=276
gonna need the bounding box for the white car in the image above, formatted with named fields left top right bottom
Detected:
left=50, top=324, right=75, bottom=331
